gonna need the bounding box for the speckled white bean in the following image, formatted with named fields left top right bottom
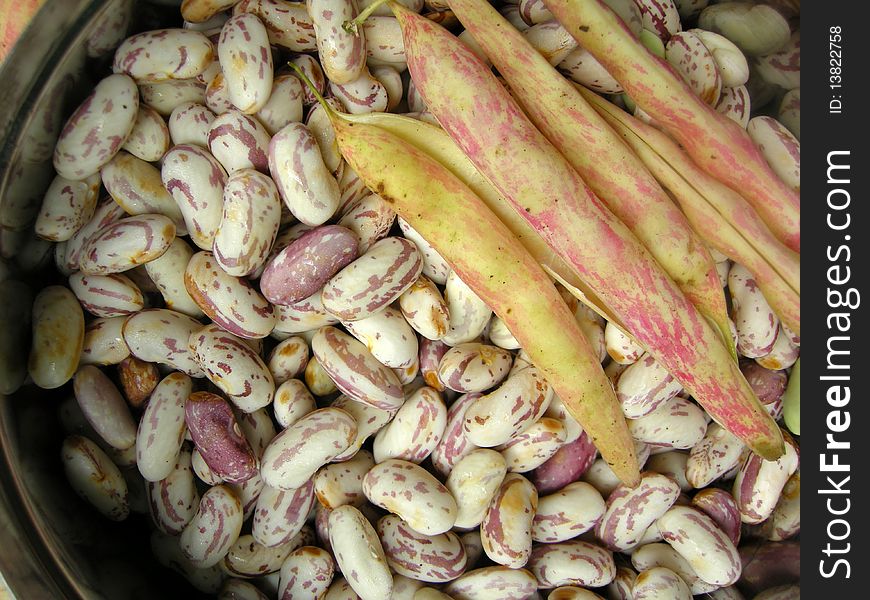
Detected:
left=141, top=78, right=207, bottom=116
left=595, top=472, right=681, bottom=552
left=377, top=514, right=467, bottom=583
left=370, top=65, right=403, bottom=111
left=218, top=14, right=273, bottom=114
left=497, top=417, right=567, bottom=473
left=252, top=479, right=316, bottom=547
left=168, top=102, right=216, bottom=147
left=518, top=0, right=552, bottom=25
left=136, top=372, right=191, bottom=482
left=71, top=364, right=136, bottom=450
left=161, top=144, right=226, bottom=251
left=184, top=251, right=275, bottom=338
left=531, top=481, right=604, bottom=543
left=528, top=540, right=616, bottom=589
left=222, top=533, right=298, bottom=577
left=305, top=98, right=344, bottom=173
left=329, top=68, right=390, bottom=115
left=28, top=285, right=85, bottom=389
left=373, top=386, right=446, bottom=464
left=53, top=74, right=139, bottom=180
left=78, top=214, right=175, bottom=275
left=342, top=307, right=418, bottom=369
left=645, top=451, right=692, bottom=492
left=747, top=116, right=800, bottom=193
left=309, top=0, right=367, bottom=85
left=144, top=238, right=204, bottom=317
left=634, top=0, right=681, bottom=41
left=480, top=473, right=537, bottom=568
left=35, top=174, right=100, bottom=242
left=558, top=47, right=622, bottom=94
left=626, top=396, right=708, bottom=449
left=615, top=353, right=682, bottom=418
left=631, top=542, right=715, bottom=594
left=147, top=446, right=199, bottom=535
left=363, top=459, right=458, bottom=535
left=267, top=336, right=309, bottom=384
left=206, top=71, right=235, bottom=114
left=437, top=343, right=512, bottom=394
left=542, top=393, right=584, bottom=445
left=69, top=272, right=144, bottom=318
left=113, top=29, right=214, bottom=83
left=256, top=75, right=304, bottom=135
left=220, top=579, right=270, bottom=600
left=728, top=263, right=779, bottom=358
left=523, top=20, right=578, bottom=66
left=691, top=29, right=749, bottom=88
left=755, top=327, right=799, bottom=371
left=778, top=88, right=800, bottom=140
left=121, top=104, right=171, bottom=162
left=261, top=408, right=356, bottom=490
left=62, top=434, right=129, bottom=521
left=686, top=422, right=745, bottom=488
left=79, top=316, right=130, bottom=366
left=278, top=545, right=336, bottom=600
left=431, top=392, right=481, bottom=476
left=443, top=567, right=538, bottom=600
left=289, top=54, right=327, bottom=106
left=336, top=192, right=396, bottom=253
left=268, top=122, right=341, bottom=226
left=180, top=484, right=244, bottom=568
left=605, top=321, right=644, bottom=365
left=733, top=431, right=799, bottom=524
left=632, top=567, right=692, bottom=600
left=314, top=449, right=374, bottom=509
left=440, top=270, right=492, bottom=346
left=328, top=505, right=393, bottom=600
left=233, top=0, right=318, bottom=52
left=605, top=566, right=637, bottom=600
left=330, top=395, right=392, bottom=462
left=691, top=488, right=742, bottom=546
left=122, top=308, right=206, bottom=376
left=208, top=109, right=271, bottom=175
left=396, top=217, right=450, bottom=285
left=398, top=276, right=450, bottom=341
left=446, top=449, right=507, bottom=530
left=715, top=85, right=751, bottom=128
left=272, top=379, right=316, bottom=428
left=656, top=505, right=742, bottom=586
left=463, top=366, right=552, bottom=448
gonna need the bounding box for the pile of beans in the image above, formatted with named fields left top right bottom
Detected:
left=5, top=0, right=800, bottom=599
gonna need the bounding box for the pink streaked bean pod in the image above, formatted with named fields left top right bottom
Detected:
left=314, top=449, right=374, bottom=509
left=184, top=250, right=276, bottom=339
left=328, top=68, right=390, bottom=115
left=269, top=122, right=341, bottom=226
left=532, top=481, right=605, bottom=543
left=113, top=29, right=214, bottom=83
left=529, top=540, right=616, bottom=588
left=733, top=431, right=799, bottom=524
left=656, top=505, right=742, bottom=586
left=595, top=472, right=681, bottom=552
left=147, top=446, right=199, bottom=535
left=213, top=169, right=282, bottom=277
left=53, top=74, right=139, bottom=180
left=256, top=74, right=305, bottom=135
left=311, top=325, right=404, bottom=412
left=261, top=407, right=357, bottom=490
left=497, top=417, right=567, bottom=473
left=161, top=144, right=227, bottom=251
left=446, top=448, right=507, bottom=530
left=136, top=372, right=191, bottom=482
left=208, top=109, right=271, bottom=174
left=686, top=422, right=746, bottom=488
left=278, top=545, right=336, bottom=600
left=168, top=102, right=216, bottom=147
left=363, top=459, right=458, bottom=535
left=35, top=174, right=100, bottom=242
left=328, top=505, right=393, bottom=600
left=180, top=484, right=245, bottom=568
left=438, top=343, right=512, bottom=394
left=372, top=386, right=446, bottom=463
left=189, top=324, right=275, bottom=413
left=253, top=480, right=316, bottom=547
left=308, top=0, right=367, bottom=85
left=218, top=14, right=274, bottom=114
left=377, top=514, right=467, bottom=583
left=480, top=472, right=537, bottom=568
left=68, top=272, right=143, bottom=318
left=234, top=0, right=318, bottom=52
left=463, top=366, right=553, bottom=448
left=78, top=214, right=175, bottom=276
left=122, top=105, right=170, bottom=162
left=399, top=275, right=449, bottom=341
left=185, top=391, right=259, bottom=484
left=444, top=567, right=538, bottom=600
left=430, top=392, right=482, bottom=476
left=336, top=192, right=396, bottom=253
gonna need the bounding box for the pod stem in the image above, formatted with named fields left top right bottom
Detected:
left=344, top=0, right=390, bottom=34
left=287, top=62, right=339, bottom=122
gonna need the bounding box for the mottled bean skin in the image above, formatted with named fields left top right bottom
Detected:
left=431, top=392, right=482, bottom=477
left=123, top=104, right=171, bottom=162
left=632, top=567, right=692, bottom=600
left=62, top=435, right=129, bottom=521
left=162, top=144, right=227, bottom=250
left=147, top=447, right=199, bottom=535
left=185, top=391, right=259, bottom=483
left=113, top=29, right=215, bottom=83
left=532, top=481, right=605, bottom=543
left=79, top=214, right=176, bottom=276
left=443, top=567, right=538, bottom=600
left=377, top=514, right=467, bottom=583
left=691, top=487, right=742, bottom=546
left=596, top=472, right=681, bottom=552
left=657, top=505, right=742, bottom=586
left=528, top=540, right=616, bottom=589
left=234, top=0, right=318, bottom=52
left=373, top=386, right=446, bottom=464
left=219, top=14, right=274, bottom=113
left=137, top=373, right=191, bottom=482
left=308, top=0, right=367, bottom=85
left=253, top=479, right=316, bottom=547
left=180, top=484, right=245, bottom=568
left=69, top=272, right=144, bottom=318
left=447, top=449, right=507, bottom=530
left=35, top=174, right=100, bottom=242
left=733, top=431, right=799, bottom=524
left=208, top=109, right=272, bottom=174
left=480, top=473, right=537, bottom=568
left=328, top=505, right=393, bottom=600
left=123, top=308, right=206, bottom=376
left=279, top=545, right=336, bottom=600
left=530, top=431, right=598, bottom=494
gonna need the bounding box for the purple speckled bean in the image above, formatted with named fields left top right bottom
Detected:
left=480, top=473, right=537, bottom=568
left=606, top=566, right=637, bottom=600
left=234, top=0, right=318, bottom=52
left=626, top=396, right=708, bottom=450
left=314, top=449, right=374, bottom=509
left=666, top=30, right=723, bottom=104
left=532, top=481, right=605, bottom=543
left=304, top=98, right=343, bottom=173
left=147, top=446, right=199, bottom=535
left=252, top=479, right=316, bottom=547
left=273, top=379, right=316, bottom=428
left=257, top=74, right=305, bottom=135
left=440, top=269, right=491, bottom=345
left=686, top=422, right=745, bottom=488
left=715, top=85, right=751, bottom=128
left=528, top=540, right=616, bottom=589
left=530, top=431, right=598, bottom=494
left=62, top=434, right=129, bottom=522
left=728, top=263, right=779, bottom=358
left=486, top=315, right=520, bottom=351
left=747, top=115, right=800, bottom=193
left=69, top=272, right=143, bottom=318
left=737, top=540, right=799, bottom=596
left=122, top=104, right=170, bottom=162
left=438, top=343, right=512, bottom=394
left=691, top=487, right=742, bottom=546
left=328, top=506, right=392, bottom=600
left=329, top=68, right=389, bottom=115
left=136, top=372, right=191, bottom=482
left=430, top=392, right=482, bottom=477
left=632, top=567, right=692, bottom=600
left=765, top=469, right=800, bottom=542
left=122, top=308, right=205, bottom=376
left=73, top=365, right=137, bottom=450
left=226, top=460, right=264, bottom=516
left=605, top=322, right=644, bottom=365
left=645, top=450, right=691, bottom=491
left=523, top=20, right=578, bottom=66
left=616, top=353, right=683, bottom=418
left=377, top=513, right=467, bottom=583
left=218, top=14, right=273, bottom=114
left=35, top=174, right=100, bottom=242
left=518, top=0, right=552, bottom=25
left=268, top=122, right=341, bottom=226
left=267, top=336, right=309, bottom=384
left=497, top=417, right=567, bottom=473
left=161, top=144, right=227, bottom=251
left=182, top=0, right=239, bottom=23
left=289, top=53, right=326, bottom=105
left=311, top=325, right=404, bottom=412
left=184, top=250, right=275, bottom=338
left=213, top=169, right=281, bottom=277
left=305, top=356, right=339, bottom=396
left=180, top=484, right=244, bottom=568
left=741, top=359, right=788, bottom=413
left=330, top=395, right=392, bottom=462
left=752, top=31, right=800, bottom=91
left=373, top=386, right=446, bottom=464
left=168, top=102, right=216, bottom=147
left=261, top=225, right=359, bottom=305
left=732, top=431, right=799, bottom=524
left=548, top=587, right=605, bottom=600
left=272, top=290, right=340, bottom=334
left=261, top=407, right=356, bottom=490
left=206, top=72, right=236, bottom=115
left=595, top=472, right=681, bottom=552
left=141, top=78, right=207, bottom=116
left=208, top=109, right=271, bottom=174
left=113, top=29, right=214, bottom=83
left=363, top=459, right=458, bottom=536
left=542, top=393, right=583, bottom=444
left=463, top=367, right=552, bottom=448
left=309, top=0, right=367, bottom=85
left=636, top=0, right=682, bottom=40
left=79, top=214, right=175, bottom=276
left=79, top=316, right=130, bottom=366
left=237, top=408, right=277, bottom=461
left=399, top=276, right=449, bottom=342
left=64, top=199, right=126, bottom=273
left=557, top=46, right=623, bottom=93
left=279, top=545, right=336, bottom=600
left=657, top=505, right=742, bottom=586
left=443, top=567, right=537, bottom=600
left=185, top=391, right=259, bottom=483
left=446, top=449, right=507, bottom=530
left=336, top=193, right=396, bottom=253
left=370, top=64, right=403, bottom=110
left=53, top=74, right=139, bottom=180
left=343, top=306, right=418, bottom=369
left=420, top=338, right=449, bottom=391
left=754, top=328, right=799, bottom=373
